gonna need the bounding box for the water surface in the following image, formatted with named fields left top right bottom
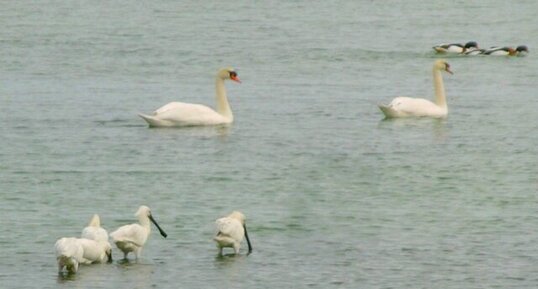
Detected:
left=1, top=1, right=537, bottom=288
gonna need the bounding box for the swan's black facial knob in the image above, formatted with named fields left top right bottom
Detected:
left=444, top=62, right=453, bottom=74
left=229, top=71, right=241, bottom=83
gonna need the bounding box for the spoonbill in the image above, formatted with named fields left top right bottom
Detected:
left=54, top=236, right=112, bottom=273
left=81, top=214, right=109, bottom=243
left=54, top=237, right=87, bottom=274
left=78, top=238, right=113, bottom=263
left=110, top=206, right=168, bottom=260
left=80, top=214, right=113, bottom=263
left=214, top=211, right=253, bottom=255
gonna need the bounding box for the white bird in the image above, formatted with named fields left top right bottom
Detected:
left=139, top=67, right=241, bottom=127
left=81, top=214, right=109, bottom=243
left=110, top=206, right=168, bottom=260
left=78, top=238, right=113, bottom=264
left=214, top=211, right=253, bottom=255
left=54, top=237, right=87, bottom=274
left=433, top=41, right=478, bottom=54
left=80, top=214, right=113, bottom=263
left=378, top=59, right=453, bottom=118
left=54, top=237, right=112, bottom=275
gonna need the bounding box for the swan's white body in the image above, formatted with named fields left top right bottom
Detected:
left=55, top=237, right=87, bottom=273
left=81, top=214, right=109, bottom=243
left=433, top=41, right=478, bottom=54
left=139, top=67, right=241, bottom=127
left=110, top=206, right=167, bottom=259
left=214, top=211, right=253, bottom=255
left=379, top=59, right=453, bottom=118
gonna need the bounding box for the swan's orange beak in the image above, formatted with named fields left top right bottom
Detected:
left=231, top=75, right=241, bottom=83
left=445, top=65, right=453, bottom=75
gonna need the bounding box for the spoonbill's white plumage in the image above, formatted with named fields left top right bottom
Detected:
left=433, top=41, right=478, bottom=54
left=80, top=214, right=113, bottom=263
left=139, top=67, right=241, bottom=127
left=54, top=237, right=88, bottom=274
left=81, top=214, right=109, bottom=243
left=378, top=59, right=453, bottom=118
left=214, top=211, right=253, bottom=255
left=110, top=206, right=168, bottom=260
left=78, top=238, right=113, bottom=263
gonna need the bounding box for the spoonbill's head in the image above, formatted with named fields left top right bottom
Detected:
left=516, top=45, right=529, bottom=53
left=228, top=211, right=252, bottom=254
left=434, top=59, right=453, bottom=75
left=218, top=67, right=241, bottom=83
left=105, top=244, right=113, bottom=263
left=135, top=205, right=151, bottom=218
left=228, top=211, right=246, bottom=224
left=135, top=205, right=168, bottom=238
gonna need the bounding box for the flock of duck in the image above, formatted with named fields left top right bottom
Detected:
left=432, top=41, right=529, bottom=56
left=55, top=41, right=527, bottom=274
left=55, top=206, right=252, bottom=274
left=135, top=41, right=528, bottom=126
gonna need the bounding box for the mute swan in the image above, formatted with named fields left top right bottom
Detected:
left=214, top=211, right=253, bottom=255
left=433, top=41, right=478, bottom=54
left=483, top=45, right=528, bottom=56
left=378, top=59, right=453, bottom=118
left=139, top=67, right=241, bottom=127
left=110, top=206, right=167, bottom=260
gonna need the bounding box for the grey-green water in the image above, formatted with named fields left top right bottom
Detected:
left=1, top=1, right=537, bottom=288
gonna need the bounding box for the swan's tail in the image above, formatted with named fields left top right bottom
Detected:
left=87, top=214, right=100, bottom=227
left=378, top=103, right=398, bottom=118
left=138, top=113, right=162, bottom=127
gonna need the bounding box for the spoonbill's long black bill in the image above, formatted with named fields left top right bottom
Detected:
left=243, top=224, right=253, bottom=254
left=149, top=215, right=168, bottom=238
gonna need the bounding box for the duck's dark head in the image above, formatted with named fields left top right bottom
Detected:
left=516, top=45, right=529, bottom=53
left=464, top=41, right=479, bottom=49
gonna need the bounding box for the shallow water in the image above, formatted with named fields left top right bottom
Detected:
left=1, top=1, right=537, bottom=288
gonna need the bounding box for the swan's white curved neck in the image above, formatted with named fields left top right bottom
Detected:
left=433, top=67, right=447, bottom=108
left=216, top=77, right=233, bottom=121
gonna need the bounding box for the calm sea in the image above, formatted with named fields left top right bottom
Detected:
left=1, top=1, right=537, bottom=288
